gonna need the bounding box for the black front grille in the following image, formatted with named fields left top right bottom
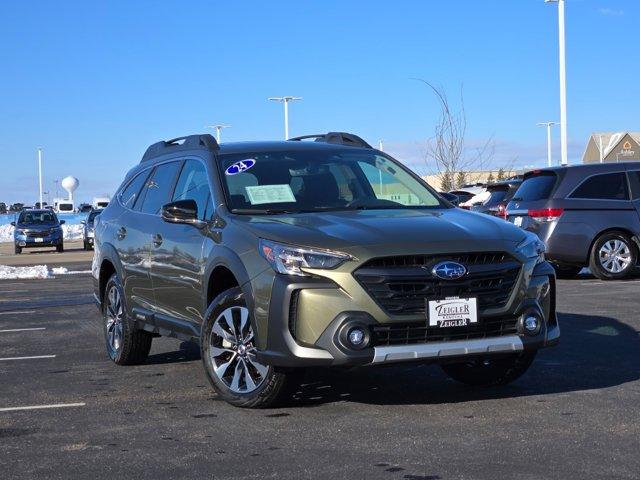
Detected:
left=354, top=252, right=521, bottom=316
left=371, top=317, right=518, bottom=346
left=26, top=231, right=47, bottom=238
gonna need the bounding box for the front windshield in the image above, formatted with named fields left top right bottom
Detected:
left=18, top=211, right=58, bottom=225
left=218, top=150, right=444, bottom=213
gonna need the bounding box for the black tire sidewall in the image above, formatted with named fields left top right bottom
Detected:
left=590, top=232, right=637, bottom=280
left=201, top=287, right=287, bottom=407
left=103, top=274, right=125, bottom=362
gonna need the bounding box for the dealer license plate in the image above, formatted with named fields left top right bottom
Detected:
left=34, top=238, right=44, bottom=243
left=427, top=297, right=478, bottom=328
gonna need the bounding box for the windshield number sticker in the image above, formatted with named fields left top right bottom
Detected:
left=225, top=159, right=256, bottom=176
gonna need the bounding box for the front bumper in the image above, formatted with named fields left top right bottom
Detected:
left=15, top=234, right=63, bottom=248
left=255, top=261, right=559, bottom=368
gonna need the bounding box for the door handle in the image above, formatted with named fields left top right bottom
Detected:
left=117, top=227, right=127, bottom=240
left=152, top=233, right=163, bottom=247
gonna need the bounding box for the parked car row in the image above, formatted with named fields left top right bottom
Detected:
left=10, top=207, right=103, bottom=254
left=450, top=163, right=640, bottom=280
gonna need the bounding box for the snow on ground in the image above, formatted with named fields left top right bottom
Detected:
left=0, top=265, right=92, bottom=280
left=0, top=223, right=84, bottom=243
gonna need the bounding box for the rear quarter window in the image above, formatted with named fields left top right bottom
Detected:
left=512, top=173, right=557, bottom=201
left=569, top=172, right=629, bottom=200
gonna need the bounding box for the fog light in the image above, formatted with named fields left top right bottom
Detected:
left=348, top=328, right=365, bottom=347
left=524, top=316, right=539, bottom=332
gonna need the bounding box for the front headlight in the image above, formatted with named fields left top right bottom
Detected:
left=259, top=239, right=352, bottom=276
left=15, top=229, right=26, bottom=236
left=517, top=233, right=546, bottom=263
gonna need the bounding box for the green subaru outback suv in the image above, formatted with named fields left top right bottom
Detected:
left=93, top=132, right=558, bottom=408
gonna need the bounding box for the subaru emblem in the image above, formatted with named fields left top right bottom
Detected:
left=432, top=261, right=467, bottom=280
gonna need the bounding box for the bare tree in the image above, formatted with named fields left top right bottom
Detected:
left=417, top=80, right=495, bottom=190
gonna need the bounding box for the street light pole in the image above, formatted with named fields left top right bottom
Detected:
left=206, top=125, right=231, bottom=143
left=546, top=0, right=568, bottom=165
left=268, top=96, right=302, bottom=139
left=37, top=148, right=43, bottom=208
left=537, top=122, right=558, bottom=167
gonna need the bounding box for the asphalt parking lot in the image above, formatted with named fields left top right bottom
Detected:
left=1, top=259, right=639, bottom=480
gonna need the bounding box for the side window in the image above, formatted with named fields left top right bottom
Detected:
left=139, top=161, right=182, bottom=214
left=120, top=170, right=151, bottom=209
left=628, top=171, right=640, bottom=200
left=570, top=172, right=629, bottom=201
left=172, top=159, right=212, bottom=220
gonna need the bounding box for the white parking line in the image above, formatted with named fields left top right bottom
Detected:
left=0, top=355, right=56, bottom=361
left=0, top=327, right=46, bottom=333
left=0, top=402, right=86, bottom=413
left=0, top=310, right=36, bottom=315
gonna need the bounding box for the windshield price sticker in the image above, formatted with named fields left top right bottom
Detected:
left=245, top=184, right=296, bottom=205
left=225, top=159, right=256, bottom=175
left=427, top=297, right=478, bottom=328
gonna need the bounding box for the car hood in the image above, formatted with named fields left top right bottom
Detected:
left=231, top=208, right=527, bottom=253
left=17, top=224, right=59, bottom=231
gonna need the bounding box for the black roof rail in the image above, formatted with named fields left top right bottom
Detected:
left=141, top=134, right=219, bottom=163
left=288, top=132, right=372, bottom=149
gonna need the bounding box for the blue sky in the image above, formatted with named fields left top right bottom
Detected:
left=0, top=0, right=636, bottom=203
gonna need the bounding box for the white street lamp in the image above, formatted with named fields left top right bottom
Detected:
left=537, top=122, right=559, bottom=167
left=37, top=148, right=43, bottom=209
left=268, top=96, right=302, bottom=139
left=545, top=0, right=568, bottom=165
left=206, top=124, right=231, bottom=143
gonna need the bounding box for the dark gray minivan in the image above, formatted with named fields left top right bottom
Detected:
left=506, top=163, right=640, bottom=280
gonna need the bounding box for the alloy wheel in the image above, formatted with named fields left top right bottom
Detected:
left=105, top=285, right=124, bottom=354
left=208, top=306, right=269, bottom=394
left=598, top=239, right=632, bottom=274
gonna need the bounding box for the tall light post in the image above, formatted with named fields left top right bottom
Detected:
left=537, top=122, right=558, bottom=167
left=37, top=148, right=43, bottom=208
left=268, top=96, right=302, bottom=139
left=546, top=0, right=568, bottom=165
left=206, top=124, right=231, bottom=143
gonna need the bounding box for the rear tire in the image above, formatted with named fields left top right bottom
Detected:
left=553, top=264, right=582, bottom=279
left=201, top=287, right=302, bottom=408
left=441, top=351, right=536, bottom=387
left=589, top=231, right=637, bottom=280
left=103, top=273, right=152, bottom=365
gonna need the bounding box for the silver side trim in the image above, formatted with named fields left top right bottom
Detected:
left=371, top=335, right=524, bottom=364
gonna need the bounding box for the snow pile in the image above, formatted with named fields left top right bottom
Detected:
left=62, top=224, right=84, bottom=241
left=0, top=265, right=92, bottom=280
left=0, top=223, right=84, bottom=243
left=0, top=265, right=50, bottom=280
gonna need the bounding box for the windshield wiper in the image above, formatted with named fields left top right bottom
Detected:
left=232, top=208, right=302, bottom=215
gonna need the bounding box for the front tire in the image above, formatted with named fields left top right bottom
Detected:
left=441, top=351, right=536, bottom=387
left=201, top=287, right=301, bottom=408
left=14, top=245, right=21, bottom=255
left=589, top=232, right=637, bottom=280
left=103, top=273, right=152, bottom=365
left=56, top=243, right=64, bottom=253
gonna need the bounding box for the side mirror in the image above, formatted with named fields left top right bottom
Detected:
left=10, top=221, right=15, bottom=226
left=60, top=220, right=66, bottom=225
left=161, top=200, right=205, bottom=228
